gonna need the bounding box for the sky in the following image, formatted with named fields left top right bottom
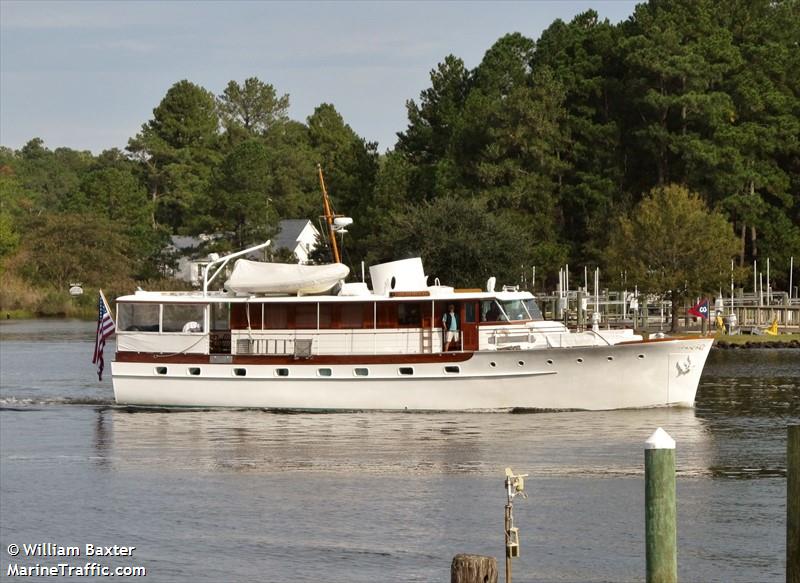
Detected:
left=0, top=1, right=639, bottom=154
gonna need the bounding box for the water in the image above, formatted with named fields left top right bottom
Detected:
left=1, top=320, right=798, bottom=582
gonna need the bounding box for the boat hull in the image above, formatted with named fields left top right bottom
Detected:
left=111, top=337, right=713, bottom=411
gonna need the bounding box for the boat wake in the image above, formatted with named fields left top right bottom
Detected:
left=0, top=396, right=115, bottom=408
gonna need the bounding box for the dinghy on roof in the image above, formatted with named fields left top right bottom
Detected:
left=225, top=260, right=349, bottom=295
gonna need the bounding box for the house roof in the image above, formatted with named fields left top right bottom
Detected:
left=170, top=235, right=203, bottom=251
left=273, top=219, right=316, bottom=250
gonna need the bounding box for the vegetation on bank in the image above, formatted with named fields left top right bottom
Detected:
left=714, top=333, right=800, bottom=348
left=1, top=0, right=798, bottom=320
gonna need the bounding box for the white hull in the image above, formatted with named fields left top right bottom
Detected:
left=111, top=338, right=712, bottom=411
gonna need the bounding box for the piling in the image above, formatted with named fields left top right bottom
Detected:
left=451, top=554, right=498, bottom=583
left=789, top=425, right=800, bottom=583
left=645, top=428, right=677, bottom=583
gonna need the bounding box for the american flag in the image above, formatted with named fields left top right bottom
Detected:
left=92, top=292, right=115, bottom=381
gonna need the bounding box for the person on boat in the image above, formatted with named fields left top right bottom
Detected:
left=442, top=304, right=460, bottom=351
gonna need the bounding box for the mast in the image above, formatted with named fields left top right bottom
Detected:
left=317, top=164, right=341, bottom=264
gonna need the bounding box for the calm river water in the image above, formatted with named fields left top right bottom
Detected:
left=1, top=319, right=798, bottom=582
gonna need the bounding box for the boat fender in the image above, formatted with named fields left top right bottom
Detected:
left=487, top=276, right=496, bottom=293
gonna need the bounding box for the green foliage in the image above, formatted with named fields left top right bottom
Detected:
left=0, top=208, right=19, bottom=261
left=210, top=139, right=278, bottom=249
left=605, top=184, right=740, bottom=329
left=13, top=212, right=135, bottom=289
left=127, top=80, right=221, bottom=230
left=218, top=77, right=290, bottom=140
left=3, top=2, right=799, bottom=304
left=366, top=196, right=567, bottom=288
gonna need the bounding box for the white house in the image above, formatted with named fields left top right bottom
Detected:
left=166, top=220, right=321, bottom=286
left=166, top=235, right=217, bottom=286
left=272, top=219, right=320, bottom=264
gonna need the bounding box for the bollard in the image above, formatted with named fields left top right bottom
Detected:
left=451, top=554, right=498, bottom=583
left=645, top=428, right=677, bottom=583
left=789, top=425, right=800, bottom=583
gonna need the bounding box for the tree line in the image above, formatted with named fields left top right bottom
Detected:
left=1, top=0, right=798, bottom=314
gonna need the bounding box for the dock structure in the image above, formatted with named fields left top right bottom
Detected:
left=534, top=288, right=799, bottom=332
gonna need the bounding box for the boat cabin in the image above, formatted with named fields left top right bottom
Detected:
left=115, top=256, right=548, bottom=359
left=115, top=291, right=545, bottom=358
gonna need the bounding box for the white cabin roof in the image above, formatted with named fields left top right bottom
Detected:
left=115, top=289, right=535, bottom=304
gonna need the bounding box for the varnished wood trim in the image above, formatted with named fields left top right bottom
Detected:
left=389, top=291, right=430, bottom=297
left=115, top=351, right=474, bottom=365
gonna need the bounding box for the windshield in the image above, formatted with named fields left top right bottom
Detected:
left=523, top=299, right=543, bottom=320
left=481, top=299, right=535, bottom=322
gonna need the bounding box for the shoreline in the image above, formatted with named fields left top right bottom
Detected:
left=713, top=334, right=799, bottom=349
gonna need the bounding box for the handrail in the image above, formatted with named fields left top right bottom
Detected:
left=587, top=329, right=613, bottom=346
left=202, top=240, right=271, bottom=296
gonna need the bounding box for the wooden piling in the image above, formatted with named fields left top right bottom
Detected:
left=645, top=428, right=677, bottom=583
left=451, top=554, right=498, bottom=583
left=789, top=425, right=800, bottom=583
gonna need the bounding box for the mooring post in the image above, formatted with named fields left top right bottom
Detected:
left=789, top=425, right=800, bottom=583
left=451, top=554, right=498, bottom=583
left=645, top=427, right=677, bottom=583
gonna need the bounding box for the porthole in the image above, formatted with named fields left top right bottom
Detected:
left=444, top=365, right=460, bottom=374
left=517, top=360, right=525, bottom=367
left=546, top=359, right=553, bottom=365
left=275, top=368, right=289, bottom=377
left=155, top=366, right=167, bottom=375
left=489, top=361, right=497, bottom=368
left=398, top=367, right=414, bottom=376
left=188, top=367, right=201, bottom=376
left=233, top=368, right=247, bottom=377
left=607, top=356, right=614, bottom=362
left=576, top=358, right=584, bottom=364
left=354, top=367, right=369, bottom=377
left=317, top=368, right=332, bottom=377
left=638, top=354, right=646, bottom=360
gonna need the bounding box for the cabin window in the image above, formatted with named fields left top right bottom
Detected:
left=318, top=304, right=333, bottom=328
left=233, top=368, right=247, bottom=377
left=464, top=303, right=477, bottom=324
left=275, top=368, right=289, bottom=377
left=398, top=367, right=414, bottom=376
left=188, top=367, right=201, bottom=376
left=119, top=303, right=159, bottom=332
left=481, top=300, right=506, bottom=322
left=354, top=367, right=369, bottom=377
left=295, top=304, right=316, bottom=329
left=376, top=303, right=397, bottom=328
left=211, top=303, right=230, bottom=331
left=155, top=366, right=167, bottom=375
left=264, top=304, right=288, bottom=329
left=338, top=303, right=368, bottom=329
left=397, top=303, right=422, bottom=327
left=162, top=304, right=206, bottom=333
left=500, top=300, right=529, bottom=321
left=317, top=368, right=332, bottom=377
left=523, top=299, right=543, bottom=321
left=444, top=365, right=460, bottom=374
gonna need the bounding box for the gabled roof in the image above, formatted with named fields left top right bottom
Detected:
left=273, top=219, right=317, bottom=250
left=170, top=235, right=203, bottom=251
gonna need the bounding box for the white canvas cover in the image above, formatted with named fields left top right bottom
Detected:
left=225, top=260, right=350, bottom=295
